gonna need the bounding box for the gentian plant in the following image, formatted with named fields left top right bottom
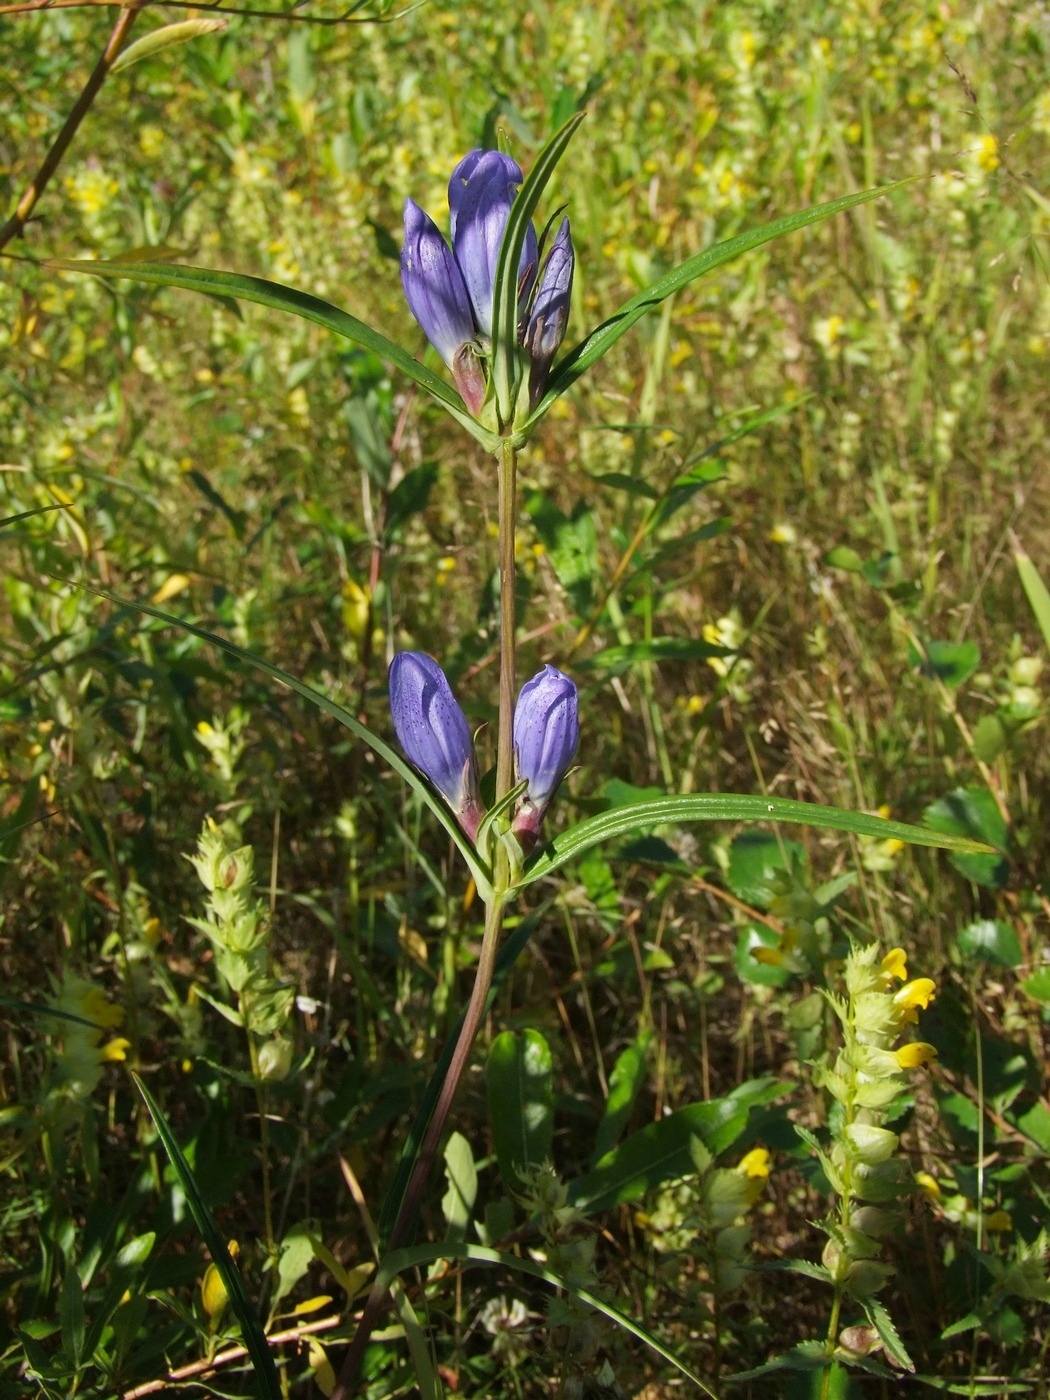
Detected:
left=53, top=115, right=994, bottom=1400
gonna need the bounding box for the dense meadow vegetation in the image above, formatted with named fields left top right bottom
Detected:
left=3, top=0, right=1050, bottom=1395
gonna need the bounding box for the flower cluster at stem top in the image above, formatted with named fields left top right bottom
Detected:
left=401, top=150, right=574, bottom=419
left=388, top=652, right=578, bottom=853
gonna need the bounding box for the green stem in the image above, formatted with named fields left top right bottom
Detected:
left=0, top=3, right=142, bottom=249
left=331, top=437, right=519, bottom=1398
left=496, top=437, right=517, bottom=805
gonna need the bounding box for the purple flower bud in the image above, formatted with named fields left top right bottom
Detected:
left=525, top=217, right=574, bottom=407
left=400, top=199, right=476, bottom=371
left=448, top=150, right=538, bottom=337
left=389, top=651, right=483, bottom=841
left=512, top=665, right=578, bottom=848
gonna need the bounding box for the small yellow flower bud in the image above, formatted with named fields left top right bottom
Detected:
left=751, top=946, right=784, bottom=967
left=985, top=1209, right=1013, bottom=1232
left=915, top=1171, right=941, bottom=1201
left=738, top=1147, right=772, bottom=1179
left=100, top=1037, right=131, bottom=1063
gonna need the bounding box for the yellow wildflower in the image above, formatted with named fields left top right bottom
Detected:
left=880, top=948, right=908, bottom=983
left=895, top=1041, right=938, bottom=1069
left=100, top=1037, right=131, bottom=1063
left=894, top=978, right=936, bottom=1014
left=985, top=1209, right=1012, bottom=1232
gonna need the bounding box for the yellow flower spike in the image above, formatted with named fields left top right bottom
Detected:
left=895, top=1041, right=938, bottom=1070
left=985, top=1209, right=1013, bottom=1232
left=915, top=1172, right=942, bottom=1202
left=738, top=1147, right=772, bottom=1179
left=100, top=1037, right=131, bottom=1063
left=894, top=978, right=936, bottom=1013
left=880, top=948, right=908, bottom=984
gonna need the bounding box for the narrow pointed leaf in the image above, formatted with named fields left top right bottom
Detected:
left=375, top=1241, right=717, bottom=1398
left=486, top=1029, right=553, bottom=1190
left=45, top=259, right=501, bottom=451
left=1015, top=540, right=1050, bottom=655
left=56, top=578, right=493, bottom=897
left=109, top=18, right=227, bottom=73
left=132, top=1074, right=282, bottom=1400
left=528, top=179, right=914, bottom=424
left=489, top=112, right=585, bottom=420
left=518, top=792, right=994, bottom=888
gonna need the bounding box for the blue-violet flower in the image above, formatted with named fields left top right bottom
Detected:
left=389, top=651, right=484, bottom=841
left=512, top=664, right=579, bottom=848
left=401, top=150, right=574, bottom=418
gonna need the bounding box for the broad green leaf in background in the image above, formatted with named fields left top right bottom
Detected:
left=955, top=919, right=1022, bottom=969
left=521, top=794, right=994, bottom=889
left=133, top=1074, right=281, bottom=1400
left=725, top=830, right=806, bottom=907
left=46, top=260, right=500, bottom=452
left=923, top=788, right=1010, bottom=889
left=590, top=1032, right=652, bottom=1166
left=568, top=1078, right=789, bottom=1214
left=486, top=1029, right=553, bottom=1190
left=441, top=1132, right=478, bottom=1241
left=907, top=638, right=981, bottom=688
left=528, top=179, right=915, bottom=427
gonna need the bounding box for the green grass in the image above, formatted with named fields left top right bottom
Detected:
left=2, top=0, right=1050, bottom=1395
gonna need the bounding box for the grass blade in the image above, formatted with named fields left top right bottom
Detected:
left=489, top=111, right=585, bottom=421
left=530, top=179, right=914, bottom=424
left=45, top=259, right=501, bottom=452
left=374, top=1240, right=716, bottom=1398
left=55, top=578, right=494, bottom=898
left=519, top=792, right=993, bottom=888
left=132, top=1073, right=282, bottom=1400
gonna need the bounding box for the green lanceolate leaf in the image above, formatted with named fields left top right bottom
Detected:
left=519, top=792, right=994, bottom=888
left=45, top=259, right=501, bottom=452
left=57, top=579, right=494, bottom=899
left=132, top=1074, right=282, bottom=1400
left=490, top=111, right=585, bottom=422
left=374, top=1241, right=716, bottom=1399
left=528, top=179, right=914, bottom=426
left=486, top=1028, right=554, bottom=1190
left=109, top=18, right=228, bottom=73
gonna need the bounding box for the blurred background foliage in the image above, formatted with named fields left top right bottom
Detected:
left=2, top=0, right=1050, bottom=1394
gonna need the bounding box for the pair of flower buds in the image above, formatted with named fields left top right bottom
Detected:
left=401, top=149, right=574, bottom=416
left=389, top=653, right=578, bottom=850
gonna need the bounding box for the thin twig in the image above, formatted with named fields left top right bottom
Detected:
left=0, top=3, right=143, bottom=250
left=0, top=0, right=414, bottom=20
left=120, top=1311, right=344, bottom=1398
